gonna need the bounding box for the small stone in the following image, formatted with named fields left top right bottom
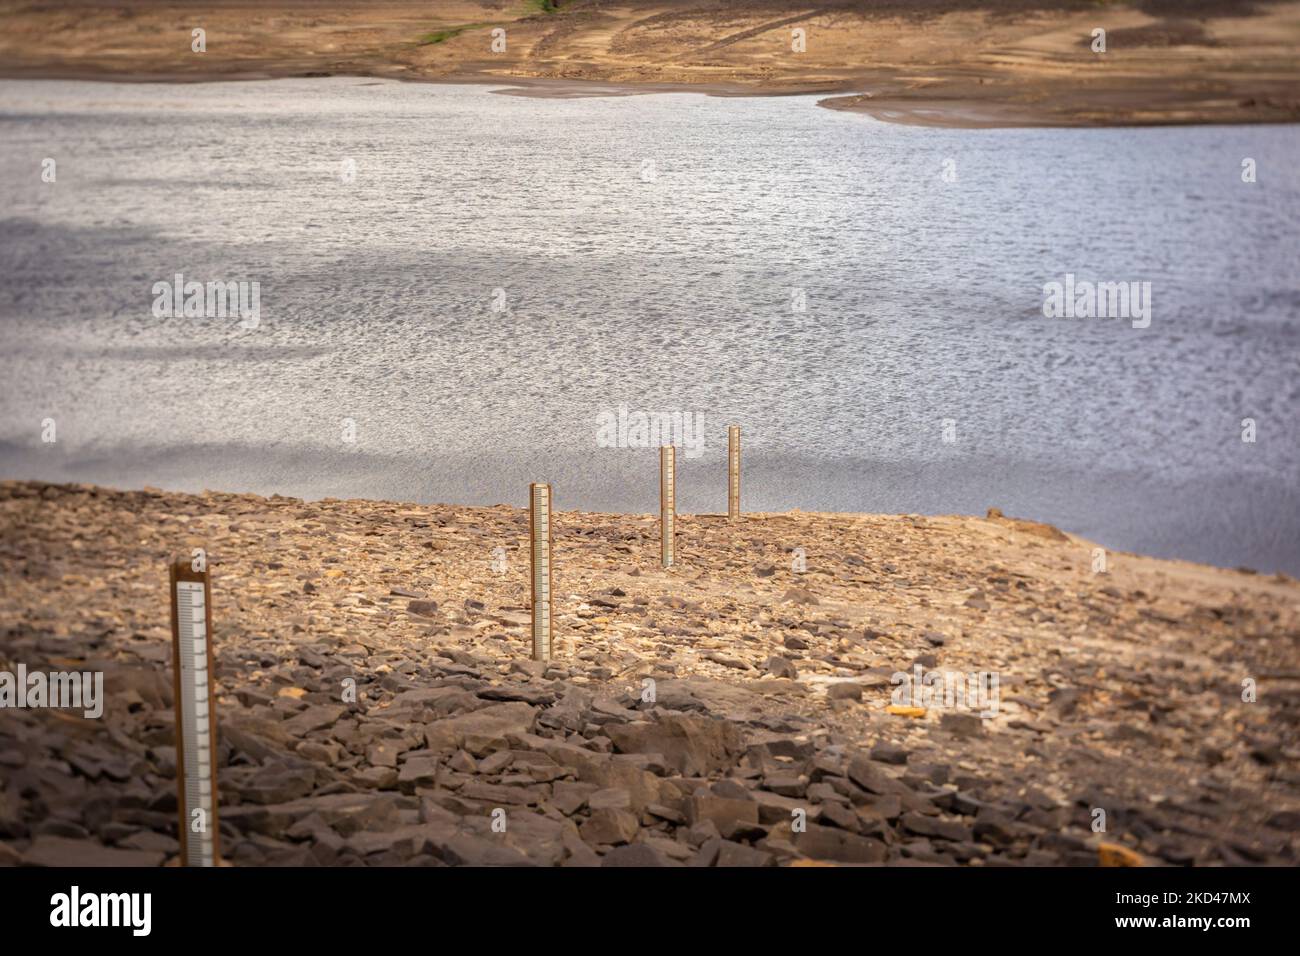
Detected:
left=645, top=803, right=685, bottom=825
left=762, top=772, right=806, bottom=798
left=367, top=741, right=404, bottom=768
left=940, top=713, right=984, bottom=738
left=710, top=779, right=751, bottom=801
left=397, top=756, right=439, bottom=792
left=705, top=652, right=752, bottom=671
left=118, top=831, right=180, bottom=854
left=846, top=756, right=907, bottom=796
left=818, top=801, right=860, bottom=832
left=423, top=702, right=538, bottom=753
left=716, top=841, right=774, bottom=867
left=561, top=829, right=602, bottom=867
left=354, top=766, right=397, bottom=789
left=588, top=788, right=633, bottom=812
left=764, top=656, right=798, bottom=679
left=780, top=588, right=819, bottom=606
left=605, top=715, right=742, bottom=776
left=689, top=837, right=722, bottom=866
left=901, top=812, right=972, bottom=842
left=477, top=751, right=514, bottom=774
left=870, top=743, right=909, bottom=765
left=686, top=820, right=721, bottom=846
left=601, top=843, right=668, bottom=867
left=446, top=750, right=477, bottom=774
left=281, top=705, right=345, bottom=737
left=24, top=836, right=165, bottom=868
left=793, top=823, right=887, bottom=863
left=552, top=781, right=596, bottom=816
left=751, top=790, right=806, bottom=825
left=685, top=793, right=759, bottom=832
left=1266, top=810, right=1300, bottom=830
left=580, top=808, right=639, bottom=846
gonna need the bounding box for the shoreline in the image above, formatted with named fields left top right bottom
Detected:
left=1, top=479, right=1297, bottom=866
left=1, top=1, right=1298, bottom=129
left=4, top=460, right=1294, bottom=578
left=3, top=66, right=1299, bottom=132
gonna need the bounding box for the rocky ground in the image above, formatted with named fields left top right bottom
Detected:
left=0, top=479, right=1297, bottom=867
left=1, top=1, right=1298, bottom=126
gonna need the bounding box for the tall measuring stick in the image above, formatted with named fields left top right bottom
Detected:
left=661, top=445, right=676, bottom=567
left=728, top=425, right=741, bottom=521
left=529, top=483, right=554, bottom=661
left=169, top=551, right=220, bottom=867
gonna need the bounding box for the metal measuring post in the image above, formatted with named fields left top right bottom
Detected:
left=169, top=552, right=220, bottom=867
left=661, top=445, right=676, bottom=567
left=529, top=483, right=554, bottom=661
left=728, top=425, right=741, bottom=521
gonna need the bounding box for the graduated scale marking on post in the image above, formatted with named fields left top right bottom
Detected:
left=728, top=425, right=741, bottom=521
left=169, top=551, right=220, bottom=867
left=661, top=445, right=676, bottom=567
left=529, top=483, right=554, bottom=661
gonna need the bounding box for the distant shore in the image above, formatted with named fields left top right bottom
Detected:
left=1, top=1, right=1298, bottom=128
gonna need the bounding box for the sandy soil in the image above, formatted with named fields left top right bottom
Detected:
left=0, top=1, right=1297, bottom=126
left=1, top=481, right=1296, bottom=866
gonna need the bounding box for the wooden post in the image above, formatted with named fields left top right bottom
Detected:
left=529, top=483, right=553, bottom=661
left=169, top=551, right=220, bottom=867
left=661, top=445, right=676, bottom=567
left=728, top=425, right=740, bottom=521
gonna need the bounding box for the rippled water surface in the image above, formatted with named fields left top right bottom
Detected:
left=1, top=78, right=1297, bottom=571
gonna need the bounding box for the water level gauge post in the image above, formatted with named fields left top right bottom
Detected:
left=661, top=445, right=677, bottom=567
left=728, top=425, right=741, bottom=521
left=169, top=551, right=220, bottom=867
left=529, top=483, right=554, bottom=662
